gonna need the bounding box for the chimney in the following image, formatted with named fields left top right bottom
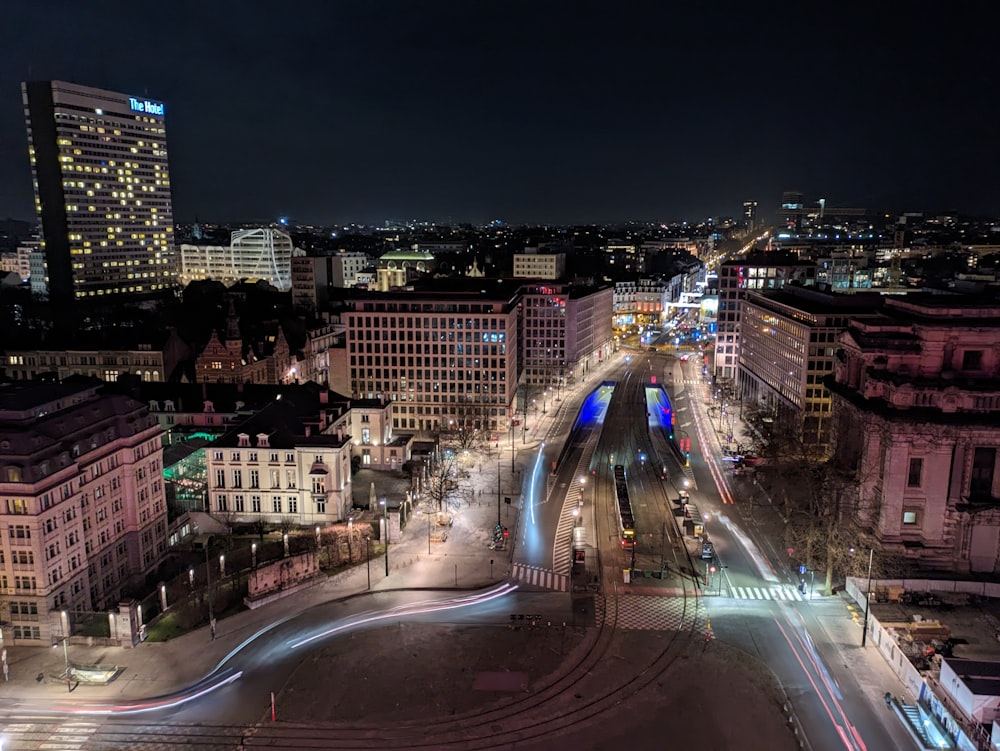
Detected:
left=319, top=389, right=328, bottom=404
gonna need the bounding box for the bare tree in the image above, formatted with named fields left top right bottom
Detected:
left=440, top=396, right=492, bottom=458
left=424, top=449, right=462, bottom=513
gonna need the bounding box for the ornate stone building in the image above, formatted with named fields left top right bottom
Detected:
left=830, top=294, right=1000, bottom=571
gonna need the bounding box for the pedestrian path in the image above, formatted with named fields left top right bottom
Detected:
left=551, top=442, right=599, bottom=575
left=717, top=584, right=806, bottom=602
left=510, top=563, right=569, bottom=592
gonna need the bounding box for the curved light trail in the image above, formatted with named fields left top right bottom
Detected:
left=28, top=584, right=518, bottom=719
left=290, top=583, right=518, bottom=650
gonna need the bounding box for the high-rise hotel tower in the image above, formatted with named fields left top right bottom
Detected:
left=22, top=80, right=176, bottom=304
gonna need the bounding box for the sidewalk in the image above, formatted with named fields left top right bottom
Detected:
left=0, top=353, right=624, bottom=707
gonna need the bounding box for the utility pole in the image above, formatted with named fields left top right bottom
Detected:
left=497, top=457, right=502, bottom=527
left=205, top=542, right=215, bottom=641
left=862, top=548, right=874, bottom=647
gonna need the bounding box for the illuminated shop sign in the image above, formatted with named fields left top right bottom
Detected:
left=128, top=97, right=165, bottom=116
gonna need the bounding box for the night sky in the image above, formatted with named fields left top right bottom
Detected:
left=1, top=2, right=996, bottom=226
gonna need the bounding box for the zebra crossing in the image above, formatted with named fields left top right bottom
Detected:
left=721, top=584, right=807, bottom=602
left=511, top=563, right=569, bottom=592
left=0, top=717, right=101, bottom=750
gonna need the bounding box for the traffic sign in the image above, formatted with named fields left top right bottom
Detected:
left=799, top=564, right=807, bottom=575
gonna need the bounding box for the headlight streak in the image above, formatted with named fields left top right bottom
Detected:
left=290, top=583, right=518, bottom=650
left=52, top=668, right=244, bottom=716
left=774, top=616, right=866, bottom=751
left=691, top=393, right=734, bottom=505
left=782, top=604, right=844, bottom=701
left=716, top=513, right=778, bottom=583
left=528, top=443, right=545, bottom=527
left=34, top=586, right=515, bottom=719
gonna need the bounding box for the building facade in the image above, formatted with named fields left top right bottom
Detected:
left=330, top=252, right=371, bottom=288
left=613, top=278, right=670, bottom=330
left=341, top=289, right=519, bottom=435
left=205, top=395, right=354, bottom=527
left=2, top=330, right=190, bottom=383
left=830, top=294, right=1000, bottom=572
left=714, top=253, right=816, bottom=380
left=738, top=286, right=880, bottom=450
left=512, top=250, right=566, bottom=280
left=291, top=255, right=329, bottom=311
left=22, top=80, right=175, bottom=303
left=179, top=228, right=296, bottom=290
left=520, top=283, right=614, bottom=390
left=0, top=382, right=168, bottom=645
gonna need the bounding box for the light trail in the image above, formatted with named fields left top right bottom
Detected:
left=290, top=583, right=518, bottom=650
left=775, top=616, right=866, bottom=751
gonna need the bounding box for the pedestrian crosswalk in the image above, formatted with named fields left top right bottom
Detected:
left=552, top=445, right=598, bottom=575
left=721, top=584, right=806, bottom=601
left=511, top=563, right=569, bottom=592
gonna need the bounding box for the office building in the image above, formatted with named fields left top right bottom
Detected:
left=520, top=283, right=614, bottom=392
left=738, top=286, right=880, bottom=450
left=22, top=81, right=176, bottom=303
left=512, top=250, right=566, bottom=280
left=714, top=253, right=815, bottom=380
left=179, top=228, right=296, bottom=290
left=743, top=200, right=758, bottom=232
left=334, top=286, right=520, bottom=435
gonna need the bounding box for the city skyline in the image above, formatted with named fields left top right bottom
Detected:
left=1, top=3, right=997, bottom=227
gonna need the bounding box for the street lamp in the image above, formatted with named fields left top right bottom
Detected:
left=497, top=457, right=502, bottom=527
left=251, top=542, right=257, bottom=569
left=365, top=536, right=372, bottom=590
left=52, top=610, right=72, bottom=691
left=862, top=547, right=874, bottom=647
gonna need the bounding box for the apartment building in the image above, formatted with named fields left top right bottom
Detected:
left=291, top=255, right=329, bottom=311
left=613, top=278, right=670, bottom=329
left=830, top=293, right=1000, bottom=572
left=0, top=382, right=168, bottom=645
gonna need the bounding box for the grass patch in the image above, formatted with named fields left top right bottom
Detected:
left=144, top=612, right=186, bottom=642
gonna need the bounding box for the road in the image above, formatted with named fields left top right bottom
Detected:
left=668, top=353, right=914, bottom=750
left=0, top=349, right=915, bottom=751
